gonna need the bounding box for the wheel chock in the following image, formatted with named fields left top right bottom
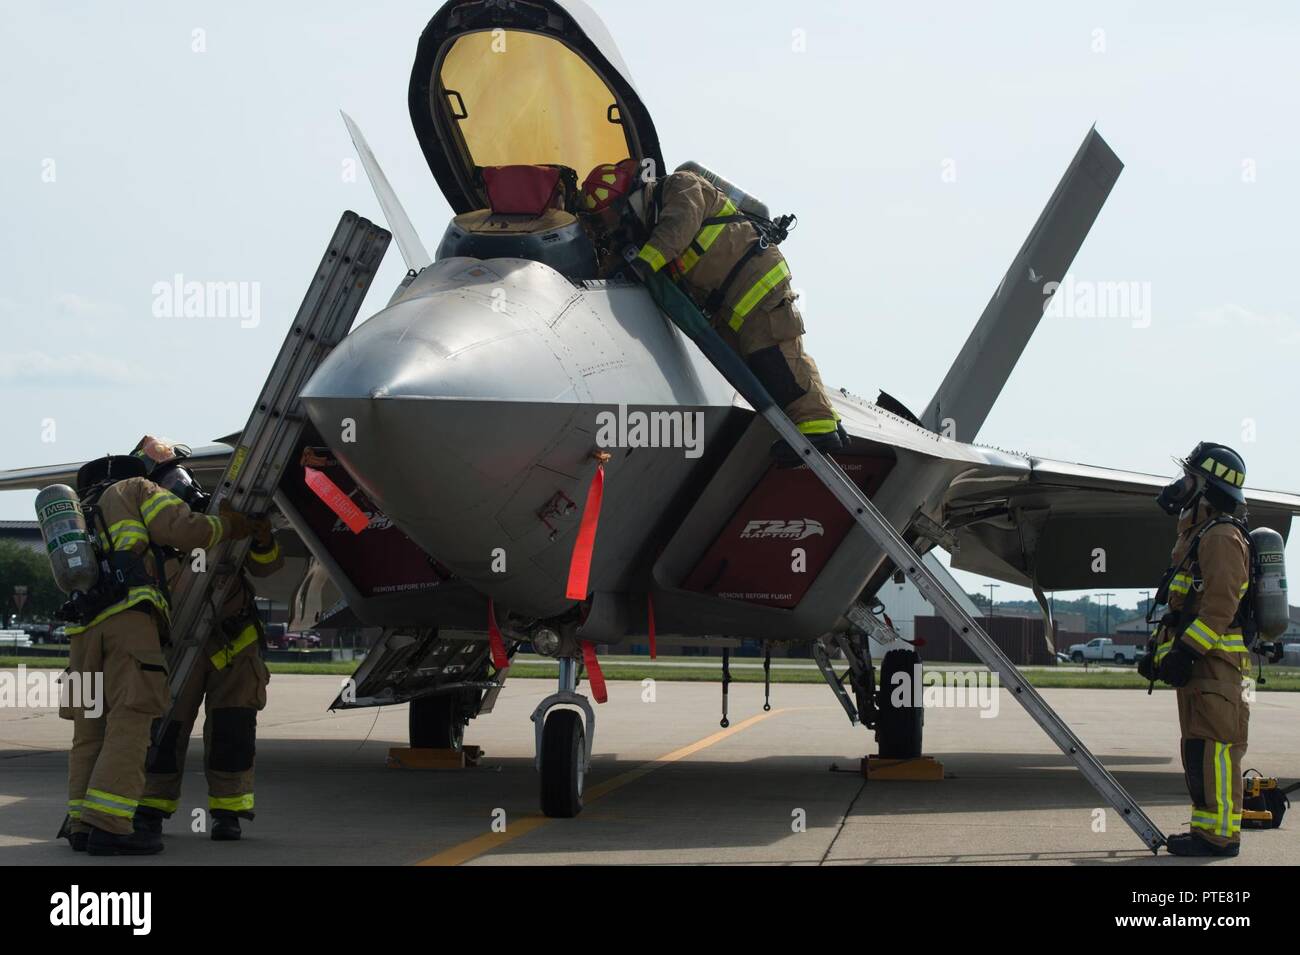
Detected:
left=386, top=745, right=483, bottom=769
left=861, top=755, right=944, bottom=781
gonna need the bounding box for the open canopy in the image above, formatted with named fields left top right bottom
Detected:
left=410, top=0, right=664, bottom=213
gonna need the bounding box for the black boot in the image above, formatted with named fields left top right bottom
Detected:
left=211, top=810, right=242, bottom=841
left=86, top=825, right=164, bottom=857
left=57, top=815, right=88, bottom=852
left=134, top=806, right=166, bottom=836
left=771, top=422, right=848, bottom=468
left=1165, top=831, right=1240, bottom=857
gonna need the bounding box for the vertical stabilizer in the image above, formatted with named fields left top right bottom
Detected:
left=921, top=128, right=1123, bottom=442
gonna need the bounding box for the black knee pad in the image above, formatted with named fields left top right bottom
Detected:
left=209, top=708, right=257, bottom=772
left=147, top=719, right=185, bottom=775
left=1182, top=738, right=1206, bottom=806
left=746, top=346, right=806, bottom=409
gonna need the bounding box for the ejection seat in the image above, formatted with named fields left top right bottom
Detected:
left=435, top=164, right=598, bottom=279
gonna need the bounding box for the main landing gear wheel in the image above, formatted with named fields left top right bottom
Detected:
left=408, top=694, right=464, bottom=751
left=539, top=709, right=585, bottom=818
left=876, top=648, right=924, bottom=759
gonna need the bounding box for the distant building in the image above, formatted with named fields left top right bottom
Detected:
left=0, top=520, right=44, bottom=555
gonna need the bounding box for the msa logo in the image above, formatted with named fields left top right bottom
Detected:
left=740, top=519, right=824, bottom=541
left=1259, top=553, right=1283, bottom=564
left=49, top=885, right=151, bottom=935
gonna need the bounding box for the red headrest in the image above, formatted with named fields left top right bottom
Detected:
left=481, top=165, right=563, bottom=216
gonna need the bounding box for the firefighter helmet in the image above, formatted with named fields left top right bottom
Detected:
left=1183, top=441, right=1247, bottom=509
left=579, top=159, right=640, bottom=213
left=75, top=455, right=147, bottom=495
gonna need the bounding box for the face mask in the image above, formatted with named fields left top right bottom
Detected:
left=1156, top=472, right=1199, bottom=516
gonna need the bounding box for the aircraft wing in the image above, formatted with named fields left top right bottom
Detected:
left=942, top=454, right=1300, bottom=589
left=0, top=442, right=235, bottom=494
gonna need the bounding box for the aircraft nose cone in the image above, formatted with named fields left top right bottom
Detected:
left=298, top=287, right=586, bottom=553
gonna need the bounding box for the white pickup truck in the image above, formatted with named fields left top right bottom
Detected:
left=1068, top=637, right=1141, bottom=664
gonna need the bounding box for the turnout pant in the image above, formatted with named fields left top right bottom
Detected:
left=1176, top=654, right=1249, bottom=848
left=65, top=609, right=169, bottom=836
left=722, top=295, right=838, bottom=435
left=141, top=636, right=269, bottom=818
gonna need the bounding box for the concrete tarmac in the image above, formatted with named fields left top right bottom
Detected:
left=1, top=672, right=1295, bottom=865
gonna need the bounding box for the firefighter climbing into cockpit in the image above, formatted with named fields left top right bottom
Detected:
left=579, top=159, right=844, bottom=463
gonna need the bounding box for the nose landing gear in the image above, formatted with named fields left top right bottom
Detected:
left=530, top=657, right=595, bottom=818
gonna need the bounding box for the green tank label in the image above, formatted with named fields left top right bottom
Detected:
left=37, top=499, right=80, bottom=522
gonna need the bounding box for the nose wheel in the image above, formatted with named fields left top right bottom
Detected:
left=530, top=657, right=595, bottom=818
left=539, top=709, right=586, bottom=817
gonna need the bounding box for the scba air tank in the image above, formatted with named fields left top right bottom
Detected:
left=35, top=484, right=100, bottom=595
left=675, top=161, right=772, bottom=221
left=1250, top=527, right=1289, bottom=639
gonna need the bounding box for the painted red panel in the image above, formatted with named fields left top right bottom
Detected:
left=682, top=453, right=895, bottom=607
left=281, top=455, right=447, bottom=599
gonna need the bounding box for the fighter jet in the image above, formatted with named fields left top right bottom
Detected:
left=5, top=0, right=1299, bottom=819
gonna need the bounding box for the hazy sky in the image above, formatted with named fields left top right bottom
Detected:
left=1, top=1, right=1297, bottom=614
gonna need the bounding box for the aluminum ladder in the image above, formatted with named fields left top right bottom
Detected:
left=152, top=211, right=390, bottom=747
left=645, top=269, right=1166, bottom=852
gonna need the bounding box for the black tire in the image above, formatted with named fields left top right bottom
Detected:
left=539, top=709, right=585, bottom=818
left=1113, top=653, right=1124, bottom=664
left=1071, top=651, right=1085, bottom=663
left=408, top=694, right=464, bottom=751
left=876, top=648, right=924, bottom=759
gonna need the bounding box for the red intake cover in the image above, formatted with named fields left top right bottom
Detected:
left=682, top=453, right=895, bottom=608
left=482, top=165, right=562, bottom=216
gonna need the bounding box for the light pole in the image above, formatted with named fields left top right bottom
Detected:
left=985, top=583, right=1000, bottom=620
left=1094, top=592, right=1115, bottom=634
left=1140, top=590, right=1152, bottom=622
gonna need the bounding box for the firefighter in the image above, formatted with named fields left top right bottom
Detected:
left=58, top=447, right=255, bottom=856
left=580, top=160, right=843, bottom=463
left=136, top=452, right=281, bottom=842
left=1139, top=442, right=1252, bottom=857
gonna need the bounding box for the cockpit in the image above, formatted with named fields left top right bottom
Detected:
left=410, top=4, right=664, bottom=280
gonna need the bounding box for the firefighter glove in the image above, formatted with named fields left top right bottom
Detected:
left=1158, top=640, right=1197, bottom=688
left=220, top=502, right=255, bottom=541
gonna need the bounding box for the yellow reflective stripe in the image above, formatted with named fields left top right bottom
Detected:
left=209, top=793, right=254, bottom=812
left=139, top=797, right=178, bottom=814
left=728, top=260, right=791, bottom=330
left=797, top=418, right=839, bottom=435
left=140, top=490, right=183, bottom=526
left=678, top=198, right=737, bottom=273
left=1217, top=635, right=1248, bottom=654
left=210, top=624, right=260, bottom=670
left=1185, top=618, right=1218, bottom=651
left=248, top=542, right=279, bottom=564
left=1215, top=742, right=1232, bottom=838
left=637, top=244, right=666, bottom=272
left=1154, top=638, right=1174, bottom=662
left=84, top=788, right=138, bottom=819
left=107, top=518, right=146, bottom=538
left=1238, top=580, right=1250, bottom=596
left=105, top=518, right=148, bottom=551
left=206, top=514, right=224, bottom=549
left=68, top=798, right=84, bottom=818
left=65, top=586, right=168, bottom=636
left=1169, top=573, right=1192, bottom=595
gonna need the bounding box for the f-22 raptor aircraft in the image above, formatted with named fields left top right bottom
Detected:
left=5, top=0, right=1298, bottom=819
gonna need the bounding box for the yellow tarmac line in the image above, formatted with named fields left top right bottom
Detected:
left=416, top=707, right=792, bottom=866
